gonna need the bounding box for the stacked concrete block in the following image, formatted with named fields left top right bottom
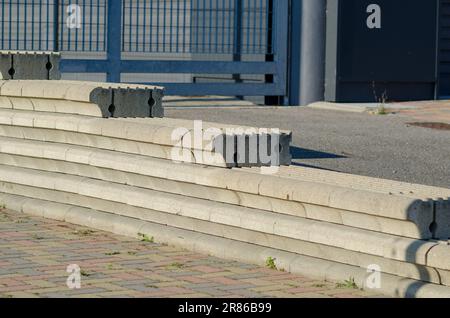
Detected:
left=124, top=117, right=293, bottom=167
left=0, top=51, right=61, bottom=80
left=0, top=108, right=292, bottom=168
left=0, top=80, right=165, bottom=118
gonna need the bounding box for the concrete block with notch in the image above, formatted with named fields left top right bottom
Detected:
left=0, top=80, right=164, bottom=118
left=0, top=54, right=12, bottom=80
left=0, top=51, right=61, bottom=80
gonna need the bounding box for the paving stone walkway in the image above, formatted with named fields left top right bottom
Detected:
left=0, top=208, right=382, bottom=298
left=395, top=100, right=450, bottom=124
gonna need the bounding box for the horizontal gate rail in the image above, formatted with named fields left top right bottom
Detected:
left=0, top=0, right=289, bottom=101
left=60, top=60, right=278, bottom=74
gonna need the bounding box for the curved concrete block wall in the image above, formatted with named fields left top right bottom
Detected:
left=0, top=81, right=449, bottom=297
left=0, top=80, right=165, bottom=118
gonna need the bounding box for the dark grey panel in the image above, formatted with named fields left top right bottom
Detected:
left=439, top=0, right=450, bottom=97
left=326, top=0, right=438, bottom=102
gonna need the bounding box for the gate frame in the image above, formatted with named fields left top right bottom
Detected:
left=59, top=0, right=290, bottom=103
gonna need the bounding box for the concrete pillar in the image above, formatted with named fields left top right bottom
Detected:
left=289, top=0, right=326, bottom=106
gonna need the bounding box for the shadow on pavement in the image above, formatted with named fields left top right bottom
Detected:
left=290, top=146, right=347, bottom=160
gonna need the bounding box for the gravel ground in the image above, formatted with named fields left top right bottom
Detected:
left=166, top=107, right=450, bottom=189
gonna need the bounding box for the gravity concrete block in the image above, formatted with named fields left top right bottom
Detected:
left=435, top=199, right=450, bottom=240
left=426, top=243, right=450, bottom=271
left=9, top=97, right=34, bottom=110
left=0, top=148, right=428, bottom=238
left=5, top=51, right=61, bottom=80
left=113, top=87, right=163, bottom=118
left=0, top=130, right=439, bottom=239
left=0, top=54, right=12, bottom=80
left=0, top=80, right=164, bottom=118
left=14, top=54, right=48, bottom=80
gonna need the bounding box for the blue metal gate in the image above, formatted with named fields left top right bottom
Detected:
left=0, top=0, right=289, bottom=101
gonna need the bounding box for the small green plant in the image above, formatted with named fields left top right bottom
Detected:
left=265, top=257, right=277, bottom=270
left=313, top=283, right=326, bottom=288
left=372, top=82, right=388, bottom=115
left=377, top=103, right=387, bottom=115
left=127, top=251, right=137, bottom=255
left=168, top=262, right=185, bottom=269
left=0, top=203, right=6, bottom=209
left=80, top=270, right=91, bottom=277
left=73, top=229, right=95, bottom=236
left=336, top=277, right=358, bottom=289
left=105, top=251, right=121, bottom=256
left=138, top=233, right=154, bottom=243
left=106, top=264, right=115, bottom=270
left=145, top=284, right=158, bottom=289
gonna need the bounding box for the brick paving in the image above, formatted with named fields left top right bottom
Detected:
left=0, top=208, right=382, bottom=298
left=394, top=100, right=450, bottom=124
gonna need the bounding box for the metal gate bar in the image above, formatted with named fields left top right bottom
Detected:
left=0, top=0, right=289, bottom=101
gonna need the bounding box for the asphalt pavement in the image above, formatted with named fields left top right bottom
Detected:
left=166, top=106, right=450, bottom=188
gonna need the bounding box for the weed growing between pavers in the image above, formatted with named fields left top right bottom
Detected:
left=105, top=251, right=121, bottom=256
left=80, top=270, right=91, bottom=277
left=72, top=229, right=95, bottom=236
left=265, top=257, right=277, bottom=270
left=138, top=233, right=154, bottom=243
left=167, top=262, right=185, bottom=270
left=336, top=278, right=359, bottom=290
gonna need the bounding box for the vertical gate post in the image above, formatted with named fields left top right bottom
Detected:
left=107, top=0, right=122, bottom=82
left=264, top=0, right=277, bottom=105
left=233, top=0, right=243, bottom=94
left=289, top=0, right=326, bottom=105
left=53, top=0, right=60, bottom=52
left=268, top=0, right=289, bottom=105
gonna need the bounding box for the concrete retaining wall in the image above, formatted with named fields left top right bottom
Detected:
left=0, top=80, right=165, bottom=118
left=0, top=108, right=292, bottom=167
left=0, top=81, right=449, bottom=297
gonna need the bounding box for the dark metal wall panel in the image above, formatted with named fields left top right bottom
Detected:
left=439, top=0, right=450, bottom=97
left=326, top=0, right=438, bottom=102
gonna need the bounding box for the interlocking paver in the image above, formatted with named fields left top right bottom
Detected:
left=0, top=208, right=384, bottom=298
